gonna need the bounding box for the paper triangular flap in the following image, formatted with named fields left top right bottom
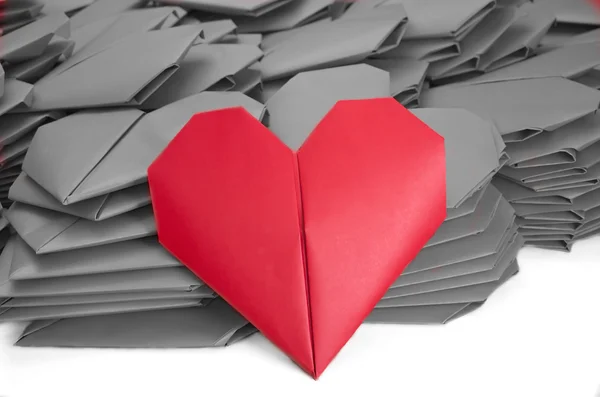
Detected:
left=67, top=92, right=265, bottom=204
left=23, top=108, right=144, bottom=205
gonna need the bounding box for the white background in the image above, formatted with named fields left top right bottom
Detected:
left=1, top=237, right=600, bottom=397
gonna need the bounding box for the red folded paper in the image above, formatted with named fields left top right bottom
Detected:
left=148, top=98, right=446, bottom=378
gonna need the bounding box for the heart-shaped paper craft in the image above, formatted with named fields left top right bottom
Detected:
left=148, top=98, right=446, bottom=378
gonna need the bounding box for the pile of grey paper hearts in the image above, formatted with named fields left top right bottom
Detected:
left=0, top=0, right=599, bottom=349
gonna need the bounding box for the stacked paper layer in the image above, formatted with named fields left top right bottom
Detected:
left=0, top=0, right=598, bottom=347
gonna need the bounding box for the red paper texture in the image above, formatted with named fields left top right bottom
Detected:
left=148, top=98, right=447, bottom=378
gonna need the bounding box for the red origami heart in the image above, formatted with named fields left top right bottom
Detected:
left=148, top=98, right=446, bottom=378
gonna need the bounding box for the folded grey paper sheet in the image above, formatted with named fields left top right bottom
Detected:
left=5, top=39, right=75, bottom=84
left=2, top=1, right=44, bottom=24
left=420, top=77, right=600, bottom=143
left=8, top=236, right=179, bottom=280
left=15, top=299, right=253, bottom=348
left=65, top=6, right=188, bottom=65
left=478, top=3, right=555, bottom=72
left=16, top=26, right=203, bottom=110
left=141, top=43, right=264, bottom=109
left=0, top=298, right=206, bottom=322
left=0, top=79, right=33, bottom=118
left=68, top=0, right=148, bottom=29
left=0, top=12, right=70, bottom=64
left=383, top=38, right=460, bottom=63
left=536, top=0, right=600, bottom=27
left=413, top=108, right=505, bottom=207
left=2, top=289, right=212, bottom=308
left=9, top=173, right=151, bottom=221
left=2, top=0, right=600, bottom=347
left=0, top=237, right=208, bottom=298
left=5, top=203, right=157, bottom=254
left=22, top=93, right=265, bottom=204
left=235, top=0, right=335, bottom=33
left=399, top=0, right=496, bottom=40
left=365, top=58, right=428, bottom=106
left=467, top=41, right=600, bottom=84
left=427, top=6, right=519, bottom=81
left=257, top=5, right=408, bottom=80
left=265, top=64, right=391, bottom=150
left=157, top=0, right=294, bottom=17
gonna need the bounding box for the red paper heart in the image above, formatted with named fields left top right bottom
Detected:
left=148, top=98, right=446, bottom=378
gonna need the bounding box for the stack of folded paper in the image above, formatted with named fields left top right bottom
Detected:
left=0, top=91, right=270, bottom=343
left=369, top=109, right=523, bottom=324
left=537, top=0, right=600, bottom=51
left=0, top=0, right=599, bottom=349
left=420, top=39, right=600, bottom=251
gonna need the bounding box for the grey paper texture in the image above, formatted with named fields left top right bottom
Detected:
left=265, top=64, right=390, bottom=150
left=194, top=20, right=238, bottom=44
left=500, top=141, right=600, bottom=184
left=1, top=12, right=70, bottom=64
left=428, top=6, right=519, bottom=80
left=258, top=5, right=407, bottom=80
left=383, top=38, right=460, bottom=62
left=421, top=77, right=600, bottom=143
left=468, top=42, right=600, bottom=84
left=2, top=289, right=211, bottom=307
left=8, top=236, right=179, bottom=280
left=424, top=184, right=501, bottom=247
left=505, top=112, right=600, bottom=168
left=156, top=0, right=293, bottom=17
left=445, top=186, right=486, bottom=221
left=236, top=0, right=334, bottom=33
left=142, top=44, right=264, bottom=109
left=20, top=26, right=202, bottom=110
left=400, top=0, right=495, bottom=39
left=5, top=39, right=75, bottom=84
left=2, top=1, right=44, bottom=24
left=23, top=93, right=264, bottom=204
left=0, top=112, right=62, bottom=147
left=0, top=79, right=33, bottom=118
left=404, top=197, right=516, bottom=273
left=67, top=6, right=187, bottom=63
left=23, top=108, right=145, bottom=204
left=69, top=0, right=147, bottom=29
left=538, top=0, right=600, bottom=27
left=365, top=58, right=428, bottom=106
left=0, top=238, right=206, bottom=298
left=412, top=108, right=501, bottom=208
left=392, top=230, right=519, bottom=288
left=366, top=302, right=482, bottom=324
left=0, top=299, right=204, bottom=322
left=337, top=0, right=408, bottom=55
left=388, top=234, right=522, bottom=295
left=9, top=174, right=151, bottom=221
left=478, top=3, right=555, bottom=72
left=16, top=299, right=252, bottom=348
left=5, top=203, right=156, bottom=254
left=377, top=260, right=518, bottom=307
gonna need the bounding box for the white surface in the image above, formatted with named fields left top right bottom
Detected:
left=2, top=237, right=600, bottom=397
